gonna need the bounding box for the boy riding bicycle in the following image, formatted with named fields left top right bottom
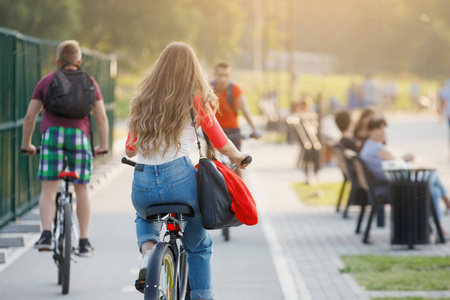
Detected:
left=21, top=40, right=109, bottom=256
left=211, top=62, right=261, bottom=177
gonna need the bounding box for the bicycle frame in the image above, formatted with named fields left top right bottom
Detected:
left=53, top=177, right=79, bottom=258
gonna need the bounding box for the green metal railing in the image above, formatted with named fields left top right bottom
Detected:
left=0, top=27, right=116, bottom=229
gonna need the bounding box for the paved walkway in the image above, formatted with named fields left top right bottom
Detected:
left=1, top=114, right=450, bottom=299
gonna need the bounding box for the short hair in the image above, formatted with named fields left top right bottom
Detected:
left=215, top=62, right=230, bottom=70
left=368, top=117, right=387, bottom=130
left=335, top=110, right=351, bottom=132
left=57, top=40, right=82, bottom=66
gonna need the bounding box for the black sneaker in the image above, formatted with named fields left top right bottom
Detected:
left=79, top=239, right=95, bottom=257
left=34, top=230, right=52, bottom=251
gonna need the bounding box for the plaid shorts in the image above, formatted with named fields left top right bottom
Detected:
left=37, top=127, right=93, bottom=184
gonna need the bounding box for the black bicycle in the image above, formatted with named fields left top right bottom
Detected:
left=122, top=157, right=191, bottom=300
left=22, top=148, right=79, bottom=294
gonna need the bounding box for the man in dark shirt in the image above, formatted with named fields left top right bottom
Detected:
left=21, top=40, right=109, bottom=256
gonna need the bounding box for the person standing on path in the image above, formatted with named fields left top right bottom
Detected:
left=125, top=42, right=251, bottom=300
left=21, top=40, right=109, bottom=256
left=210, top=62, right=261, bottom=177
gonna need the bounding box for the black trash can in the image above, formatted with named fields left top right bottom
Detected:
left=385, top=169, right=434, bottom=248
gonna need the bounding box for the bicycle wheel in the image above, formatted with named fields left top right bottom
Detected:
left=178, top=250, right=189, bottom=300
left=145, top=242, right=175, bottom=300
left=54, top=193, right=63, bottom=285
left=61, top=202, right=72, bottom=294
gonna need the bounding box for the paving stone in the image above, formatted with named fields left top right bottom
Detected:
left=0, top=235, right=25, bottom=248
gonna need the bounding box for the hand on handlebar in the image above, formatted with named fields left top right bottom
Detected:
left=250, top=129, right=263, bottom=139
left=21, top=144, right=37, bottom=155
left=232, top=154, right=252, bottom=170
left=95, top=145, right=109, bottom=156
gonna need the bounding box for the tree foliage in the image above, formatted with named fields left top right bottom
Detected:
left=1, top=0, right=450, bottom=77
left=0, top=0, right=245, bottom=68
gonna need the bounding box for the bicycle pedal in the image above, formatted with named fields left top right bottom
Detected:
left=38, top=248, right=53, bottom=252
left=135, top=279, right=145, bottom=294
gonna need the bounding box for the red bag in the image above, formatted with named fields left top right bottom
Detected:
left=211, top=161, right=258, bottom=226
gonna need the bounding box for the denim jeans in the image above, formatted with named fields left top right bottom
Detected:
left=131, top=156, right=214, bottom=300
left=429, top=171, right=447, bottom=220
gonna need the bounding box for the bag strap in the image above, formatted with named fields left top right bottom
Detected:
left=189, top=98, right=216, bottom=160
left=227, top=81, right=237, bottom=115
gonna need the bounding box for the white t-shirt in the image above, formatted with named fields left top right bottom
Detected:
left=137, top=123, right=196, bottom=165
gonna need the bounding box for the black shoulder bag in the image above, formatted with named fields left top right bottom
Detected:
left=190, top=107, right=242, bottom=230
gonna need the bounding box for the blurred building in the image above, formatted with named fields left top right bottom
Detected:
left=235, top=50, right=337, bottom=74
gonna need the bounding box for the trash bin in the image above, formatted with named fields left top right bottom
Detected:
left=385, top=169, right=434, bottom=248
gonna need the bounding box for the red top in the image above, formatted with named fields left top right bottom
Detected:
left=126, top=95, right=228, bottom=151
left=31, top=70, right=103, bottom=140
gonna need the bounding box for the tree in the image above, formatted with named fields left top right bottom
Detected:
left=0, top=0, right=80, bottom=40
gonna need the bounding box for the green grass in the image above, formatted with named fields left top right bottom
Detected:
left=114, top=70, right=440, bottom=120
left=341, top=255, right=450, bottom=291
left=291, top=181, right=349, bottom=205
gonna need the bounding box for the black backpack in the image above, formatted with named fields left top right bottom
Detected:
left=44, top=67, right=96, bottom=119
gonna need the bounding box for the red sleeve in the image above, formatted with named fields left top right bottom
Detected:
left=194, top=96, right=228, bottom=148
left=125, top=131, right=137, bottom=151
left=90, top=76, right=104, bottom=100
left=31, top=71, right=56, bottom=102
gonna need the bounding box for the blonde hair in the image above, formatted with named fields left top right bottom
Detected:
left=128, top=42, right=218, bottom=158
left=56, top=40, right=82, bottom=66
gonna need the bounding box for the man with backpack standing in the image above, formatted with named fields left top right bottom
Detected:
left=211, top=62, right=261, bottom=177
left=21, top=40, right=109, bottom=256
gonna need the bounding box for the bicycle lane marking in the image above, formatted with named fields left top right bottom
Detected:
left=247, top=172, right=312, bottom=300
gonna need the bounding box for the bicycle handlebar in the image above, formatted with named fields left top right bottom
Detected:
left=122, top=155, right=252, bottom=170
left=231, top=155, right=252, bottom=171
left=241, top=156, right=252, bottom=165
left=121, top=157, right=137, bottom=167
left=226, top=133, right=256, bottom=140
left=21, top=148, right=41, bottom=155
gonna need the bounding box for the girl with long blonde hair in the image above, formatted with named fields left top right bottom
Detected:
left=125, top=42, right=251, bottom=300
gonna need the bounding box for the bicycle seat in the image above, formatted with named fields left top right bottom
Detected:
left=146, top=203, right=195, bottom=221
left=57, top=171, right=79, bottom=180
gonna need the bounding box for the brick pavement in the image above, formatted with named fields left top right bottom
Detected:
left=245, top=128, right=450, bottom=300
